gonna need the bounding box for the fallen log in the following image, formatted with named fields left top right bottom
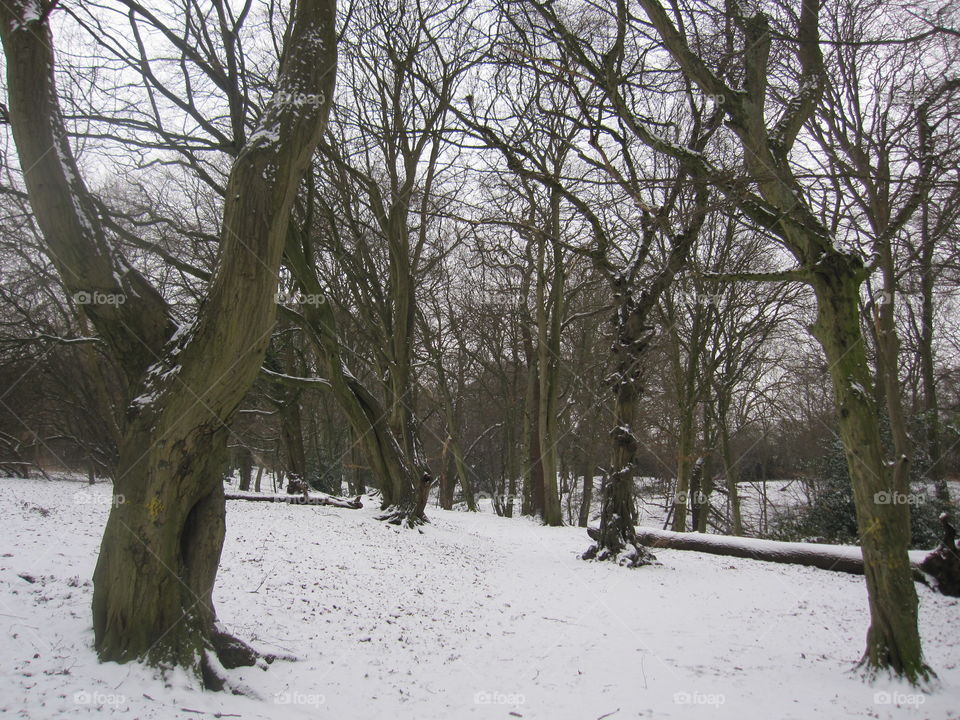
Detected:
left=225, top=492, right=362, bottom=509
left=608, top=527, right=935, bottom=587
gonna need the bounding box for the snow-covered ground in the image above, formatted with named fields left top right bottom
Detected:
left=1, top=476, right=958, bottom=719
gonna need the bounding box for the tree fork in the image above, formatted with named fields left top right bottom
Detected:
left=1, top=0, right=338, bottom=683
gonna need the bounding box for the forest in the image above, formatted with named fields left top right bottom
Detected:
left=0, top=0, right=958, bottom=717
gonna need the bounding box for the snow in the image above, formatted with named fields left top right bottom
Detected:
left=2, top=476, right=959, bottom=719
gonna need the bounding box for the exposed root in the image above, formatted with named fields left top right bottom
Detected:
left=854, top=654, right=937, bottom=689
left=376, top=506, right=428, bottom=529
left=200, top=628, right=292, bottom=691
left=583, top=525, right=657, bottom=567
left=210, top=629, right=263, bottom=669
left=582, top=541, right=658, bottom=567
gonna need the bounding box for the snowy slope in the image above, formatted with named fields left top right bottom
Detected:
left=1, top=476, right=957, bottom=719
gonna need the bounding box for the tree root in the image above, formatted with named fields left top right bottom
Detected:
left=855, top=652, right=937, bottom=688
left=582, top=541, right=658, bottom=567
left=376, top=506, right=428, bottom=529
left=200, top=628, right=292, bottom=691
left=582, top=527, right=658, bottom=567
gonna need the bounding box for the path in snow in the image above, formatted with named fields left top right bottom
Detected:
left=0, top=477, right=957, bottom=719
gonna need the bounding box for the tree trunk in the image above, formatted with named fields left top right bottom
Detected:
left=238, top=446, right=253, bottom=492
left=672, top=406, right=695, bottom=532
left=279, top=395, right=307, bottom=486
left=696, top=457, right=712, bottom=534
left=536, top=213, right=564, bottom=527
left=695, top=405, right=714, bottom=534
left=448, top=435, right=477, bottom=511
left=578, top=458, right=593, bottom=528
left=522, top=337, right=544, bottom=518
left=92, top=424, right=229, bottom=674
left=582, top=288, right=656, bottom=566
left=282, top=239, right=426, bottom=526
left=918, top=198, right=949, bottom=503
left=439, top=462, right=455, bottom=510
left=631, top=527, right=925, bottom=578
left=717, top=399, right=744, bottom=536
left=809, top=253, right=930, bottom=683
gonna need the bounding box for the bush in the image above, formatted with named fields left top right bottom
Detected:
left=770, top=436, right=955, bottom=549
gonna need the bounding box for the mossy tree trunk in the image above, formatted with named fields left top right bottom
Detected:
left=809, top=253, right=929, bottom=682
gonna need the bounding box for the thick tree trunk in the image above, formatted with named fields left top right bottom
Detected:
left=809, top=253, right=931, bottom=683
left=92, top=423, right=229, bottom=674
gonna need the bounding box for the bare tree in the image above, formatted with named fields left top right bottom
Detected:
left=1, top=0, right=337, bottom=683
